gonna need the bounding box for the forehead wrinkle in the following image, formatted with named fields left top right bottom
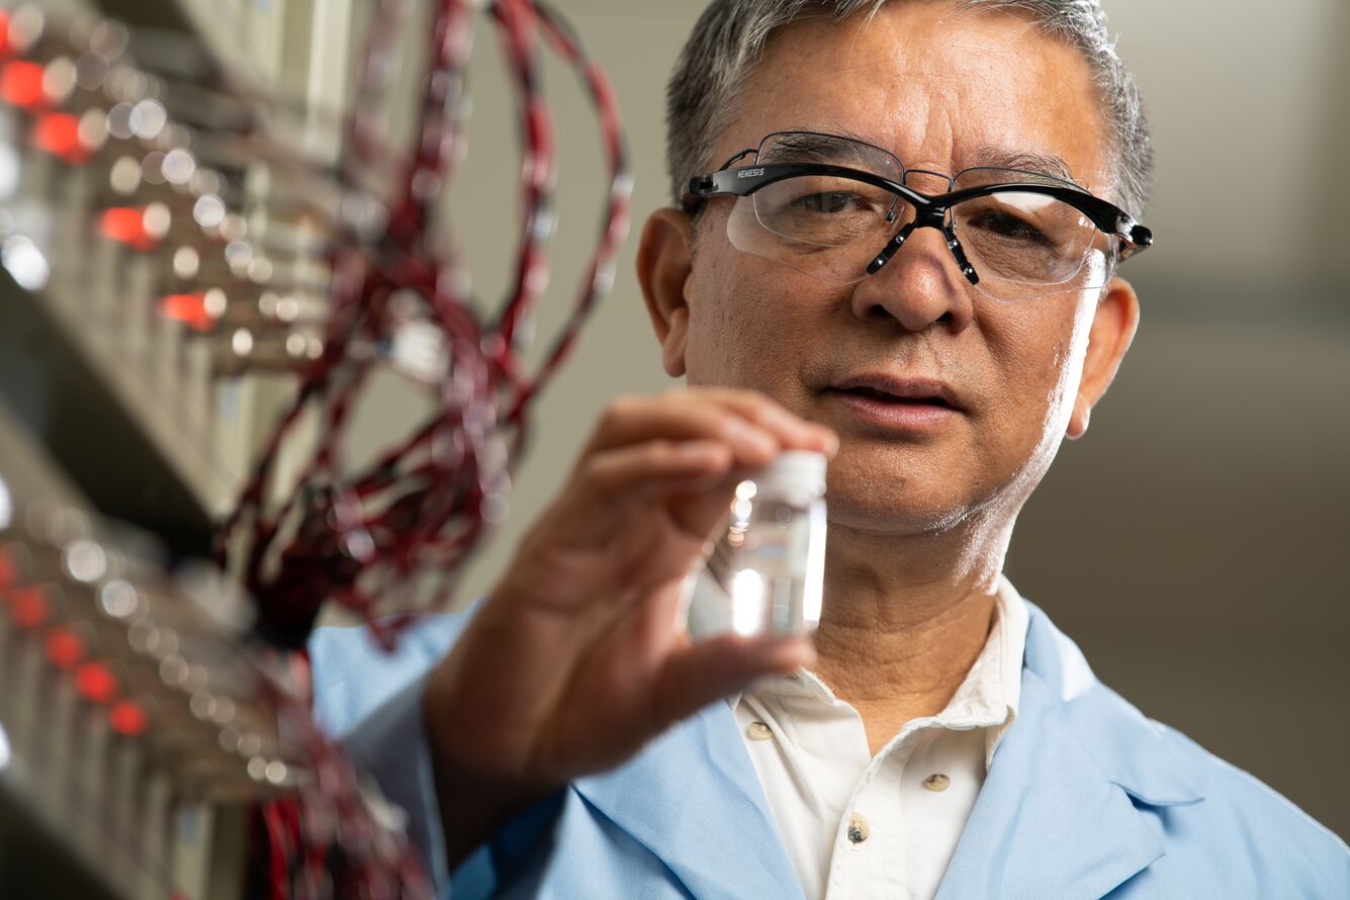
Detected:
left=828, top=20, right=1059, bottom=169
left=763, top=127, right=1086, bottom=189
left=843, top=1, right=1040, bottom=85
left=725, top=3, right=1112, bottom=200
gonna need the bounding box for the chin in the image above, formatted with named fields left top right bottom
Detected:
left=823, top=466, right=979, bottom=537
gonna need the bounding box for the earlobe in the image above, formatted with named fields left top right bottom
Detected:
left=661, top=308, right=691, bottom=377
left=1068, top=277, right=1140, bottom=441
left=1066, top=398, right=1091, bottom=440
left=636, top=208, right=696, bottom=378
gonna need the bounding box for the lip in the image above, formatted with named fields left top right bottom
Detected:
left=827, top=390, right=959, bottom=431
left=831, top=374, right=964, bottom=410
left=825, top=374, right=964, bottom=432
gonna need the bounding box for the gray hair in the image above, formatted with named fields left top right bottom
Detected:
left=666, top=0, right=1153, bottom=220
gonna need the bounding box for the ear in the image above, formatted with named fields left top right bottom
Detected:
left=636, top=208, right=696, bottom=378
left=1066, top=276, right=1140, bottom=440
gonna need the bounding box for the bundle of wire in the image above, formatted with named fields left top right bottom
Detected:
left=219, top=0, right=631, bottom=654
left=228, top=0, right=632, bottom=896
left=0, top=0, right=631, bottom=895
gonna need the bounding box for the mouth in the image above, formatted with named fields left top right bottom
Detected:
left=832, top=385, right=955, bottom=408
left=827, top=375, right=963, bottom=411
left=823, top=374, right=965, bottom=432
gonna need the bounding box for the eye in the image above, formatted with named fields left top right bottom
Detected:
left=789, top=191, right=867, bottom=214
left=966, top=210, right=1051, bottom=245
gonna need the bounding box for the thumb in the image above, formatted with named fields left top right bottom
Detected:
left=652, top=632, right=816, bottom=727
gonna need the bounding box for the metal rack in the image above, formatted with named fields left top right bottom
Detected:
left=0, top=0, right=365, bottom=548
left=0, top=3, right=419, bottom=897
left=0, top=394, right=250, bottom=900
left=0, top=0, right=631, bottom=892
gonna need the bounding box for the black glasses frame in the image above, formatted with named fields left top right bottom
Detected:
left=683, top=131, right=1153, bottom=288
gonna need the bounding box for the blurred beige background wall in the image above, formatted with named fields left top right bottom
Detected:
left=342, top=0, right=1349, bottom=838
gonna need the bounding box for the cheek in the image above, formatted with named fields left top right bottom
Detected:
left=1022, top=299, right=1098, bottom=445
left=1053, top=299, right=1099, bottom=402
left=685, top=259, right=762, bottom=384
left=989, top=300, right=1091, bottom=434
left=685, top=246, right=836, bottom=389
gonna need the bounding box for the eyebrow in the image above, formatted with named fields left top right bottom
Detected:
left=757, top=130, right=1083, bottom=187
left=968, top=146, right=1081, bottom=186
left=761, top=131, right=887, bottom=166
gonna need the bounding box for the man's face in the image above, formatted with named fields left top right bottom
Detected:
left=674, top=1, right=1121, bottom=536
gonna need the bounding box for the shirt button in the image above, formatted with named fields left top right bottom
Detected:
left=923, top=773, right=951, bottom=792
left=847, top=812, right=870, bottom=844
left=746, top=721, right=773, bottom=741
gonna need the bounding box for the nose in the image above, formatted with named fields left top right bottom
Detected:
left=849, top=225, right=975, bottom=334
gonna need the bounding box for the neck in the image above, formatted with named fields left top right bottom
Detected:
left=810, top=517, right=1010, bottom=725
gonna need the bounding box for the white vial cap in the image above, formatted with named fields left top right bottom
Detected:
left=755, top=450, right=828, bottom=501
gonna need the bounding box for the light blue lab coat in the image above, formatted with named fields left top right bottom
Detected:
left=311, top=598, right=1350, bottom=899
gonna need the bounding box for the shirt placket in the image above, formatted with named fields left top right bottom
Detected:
left=740, top=687, right=873, bottom=897
left=825, top=726, right=925, bottom=900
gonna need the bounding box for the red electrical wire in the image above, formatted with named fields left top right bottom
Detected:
left=227, top=2, right=630, bottom=896
left=217, top=0, right=631, bottom=657
left=0, top=2, right=630, bottom=896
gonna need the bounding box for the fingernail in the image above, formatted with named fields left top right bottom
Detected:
left=818, top=429, right=840, bottom=458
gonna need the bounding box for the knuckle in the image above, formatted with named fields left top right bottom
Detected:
left=741, top=390, right=781, bottom=416
left=709, top=387, right=773, bottom=420
left=739, top=395, right=796, bottom=432
left=643, top=439, right=679, bottom=465
left=577, top=454, right=610, bottom=489
left=599, top=394, right=640, bottom=428
left=739, top=401, right=775, bottom=427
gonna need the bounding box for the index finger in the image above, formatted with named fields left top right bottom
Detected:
left=677, top=387, right=839, bottom=457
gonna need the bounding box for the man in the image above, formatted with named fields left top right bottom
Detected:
left=312, top=1, right=1350, bottom=897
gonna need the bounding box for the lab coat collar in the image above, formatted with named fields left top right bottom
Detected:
left=574, top=600, right=1204, bottom=900
left=1016, top=599, right=1206, bottom=808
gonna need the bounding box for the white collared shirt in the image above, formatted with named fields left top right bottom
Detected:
left=728, top=575, right=1030, bottom=900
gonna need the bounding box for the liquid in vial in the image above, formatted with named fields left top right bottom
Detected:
left=685, top=450, right=828, bottom=640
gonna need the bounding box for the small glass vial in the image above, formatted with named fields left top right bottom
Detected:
left=684, top=450, right=828, bottom=639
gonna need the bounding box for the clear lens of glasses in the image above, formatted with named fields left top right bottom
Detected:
left=723, top=133, right=1116, bottom=300
left=948, top=167, right=1110, bottom=294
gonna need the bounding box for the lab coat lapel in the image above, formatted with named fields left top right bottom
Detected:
left=933, top=668, right=1167, bottom=899
left=574, top=699, right=804, bottom=900
left=934, top=604, right=1201, bottom=900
